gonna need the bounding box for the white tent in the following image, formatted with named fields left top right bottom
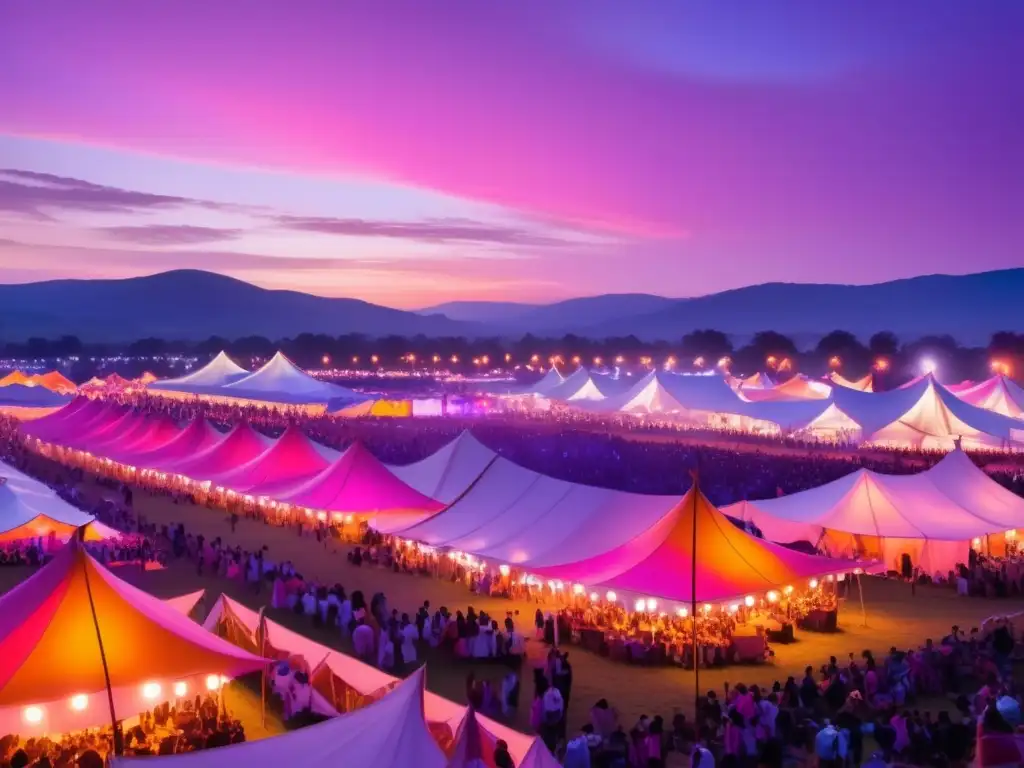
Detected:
left=383, top=450, right=682, bottom=569
left=114, top=666, right=445, bottom=768
left=222, top=352, right=366, bottom=406
left=953, top=375, right=1024, bottom=419
left=0, top=461, right=117, bottom=541
left=149, top=351, right=250, bottom=395
left=542, top=368, right=607, bottom=401
left=387, top=431, right=499, bottom=504
left=724, top=449, right=1024, bottom=574
left=833, top=374, right=1024, bottom=451
left=829, top=371, right=874, bottom=392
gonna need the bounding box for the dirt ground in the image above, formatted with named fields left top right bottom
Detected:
left=16, top=474, right=1021, bottom=742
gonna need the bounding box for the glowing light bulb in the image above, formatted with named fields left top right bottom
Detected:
left=766, top=591, right=779, bottom=603
left=645, top=598, right=657, bottom=612
left=23, top=706, right=43, bottom=724
left=605, top=591, right=617, bottom=602
left=141, top=682, right=161, bottom=700
left=809, top=579, right=819, bottom=589
left=206, top=675, right=222, bottom=691
left=634, top=598, right=646, bottom=612
left=744, top=595, right=755, bottom=608
left=676, top=607, right=688, bottom=618
left=69, top=695, right=88, bottom=712
left=173, top=682, right=188, bottom=697
left=572, top=584, right=585, bottom=595
left=498, top=564, right=510, bottom=577
left=783, top=585, right=793, bottom=595
left=703, top=603, right=712, bottom=614
left=729, top=604, right=739, bottom=613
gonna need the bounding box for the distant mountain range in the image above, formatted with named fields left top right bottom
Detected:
left=0, top=268, right=1020, bottom=344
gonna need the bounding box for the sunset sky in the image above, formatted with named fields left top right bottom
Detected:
left=0, top=1, right=1020, bottom=308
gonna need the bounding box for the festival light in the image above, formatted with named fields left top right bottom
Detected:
left=23, top=706, right=43, bottom=724
left=531, top=354, right=540, bottom=363
left=589, top=592, right=599, bottom=602
left=766, top=355, right=777, bottom=369
left=645, top=598, right=657, bottom=612
left=676, top=607, right=688, bottom=618
left=498, top=564, right=510, bottom=577
left=206, top=675, right=223, bottom=692
left=69, top=694, right=88, bottom=712
left=141, top=682, right=162, bottom=700
left=572, top=584, right=585, bottom=595
left=728, top=604, right=739, bottom=613
left=634, top=598, right=646, bottom=612
left=605, top=591, right=617, bottom=602
left=351, top=356, right=359, bottom=364
left=991, top=359, right=1012, bottom=376
left=1006, top=530, right=1017, bottom=539
left=744, top=595, right=755, bottom=608
left=370, top=355, right=379, bottom=364
left=615, top=355, right=624, bottom=364
left=828, top=356, right=841, bottom=369
left=481, top=355, right=490, bottom=365
left=717, top=356, right=731, bottom=369
left=693, top=356, right=706, bottom=368
left=665, top=356, right=677, bottom=369
left=972, top=537, right=982, bottom=549
left=920, top=358, right=937, bottom=375
left=766, top=591, right=779, bottom=603
left=593, top=356, right=603, bottom=366
left=173, top=682, right=188, bottom=697
left=321, top=355, right=331, bottom=366
left=505, top=353, right=512, bottom=363
left=783, top=585, right=793, bottom=595
left=450, top=355, right=459, bottom=364
left=432, top=355, right=440, bottom=364
left=809, top=579, right=819, bottom=589
left=873, top=357, right=889, bottom=372
left=703, top=603, right=712, bottom=614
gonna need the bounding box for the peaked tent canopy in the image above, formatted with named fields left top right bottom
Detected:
left=127, top=418, right=224, bottom=470
left=741, top=375, right=833, bottom=402
left=162, top=422, right=272, bottom=480
left=954, top=375, right=1024, bottom=419
left=267, top=442, right=444, bottom=518
left=829, top=372, right=874, bottom=392
left=533, top=485, right=862, bottom=605
left=0, top=371, right=31, bottom=387
left=148, top=351, right=250, bottom=395
left=222, top=351, right=366, bottom=406
left=0, top=537, right=266, bottom=735
left=833, top=374, right=1024, bottom=451
left=388, top=431, right=499, bottom=505
left=446, top=708, right=498, bottom=768
left=113, top=666, right=445, bottom=768
left=107, top=414, right=183, bottom=462
left=213, top=427, right=331, bottom=493
left=22, top=398, right=96, bottom=442
left=0, top=462, right=113, bottom=543
left=724, top=449, right=1024, bottom=573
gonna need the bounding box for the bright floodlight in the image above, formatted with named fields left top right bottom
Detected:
left=206, top=675, right=222, bottom=691
left=173, top=682, right=188, bottom=697
left=141, top=682, right=162, bottom=700
left=69, top=694, right=88, bottom=712
left=23, top=706, right=43, bottom=724
left=920, top=358, right=937, bottom=374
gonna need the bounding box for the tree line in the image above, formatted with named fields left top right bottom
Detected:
left=4, top=330, right=1024, bottom=385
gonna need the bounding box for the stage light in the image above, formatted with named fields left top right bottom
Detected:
left=206, top=675, right=222, bottom=691
left=744, top=595, right=755, bottom=608
left=605, top=591, right=617, bottom=602
left=920, top=358, right=937, bottom=375
left=173, top=682, right=188, bottom=697
left=23, top=706, right=43, bottom=724
left=69, top=695, right=88, bottom=712
left=766, top=591, right=779, bottom=603
left=645, top=598, right=657, bottom=612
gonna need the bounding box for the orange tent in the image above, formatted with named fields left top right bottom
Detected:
left=137, top=371, right=159, bottom=385
left=33, top=371, right=78, bottom=394
left=0, top=536, right=267, bottom=735
left=0, top=371, right=31, bottom=387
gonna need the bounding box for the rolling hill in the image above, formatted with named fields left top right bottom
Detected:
left=0, top=270, right=474, bottom=342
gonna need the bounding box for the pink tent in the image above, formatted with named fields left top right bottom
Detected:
left=107, top=415, right=181, bottom=462
left=163, top=423, right=270, bottom=480
left=446, top=708, right=498, bottom=767
left=954, top=375, right=1024, bottom=418
left=87, top=411, right=158, bottom=454
left=50, top=401, right=123, bottom=445
left=535, top=484, right=862, bottom=605
left=214, top=427, right=331, bottom=493
left=273, top=442, right=444, bottom=516
left=130, top=419, right=225, bottom=471
left=21, top=397, right=92, bottom=441
left=72, top=409, right=141, bottom=451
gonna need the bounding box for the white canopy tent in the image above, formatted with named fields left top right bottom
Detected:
left=148, top=351, right=250, bottom=396
left=222, top=352, right=367, bottom=407
left=387, top=431, right=499, bottom=504
left=0, top=461, right=118, bottom=541
left=724, top=450, right=1024, bottom=574
left=953, top=375, right=1024, bottom=419
left=832, top=374, right=1024, bottom=451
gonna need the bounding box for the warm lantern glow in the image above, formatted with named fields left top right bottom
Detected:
left=589, top=592, right=599, bottom=602
left=351, top=356, right=359, bottom=364
left=766, top=591, right=779, bottom=603
left=828, top=356, right=841, bottom=369
left=744, top=595, right=755, bottom=608
left=450, top=355, right=459, bottom=364
left=593, top=356, right=603, bottom=365
left=173, top=682, right=188, bottom=697
left=717, top=356, right=731, bottom=369
left=505, top=353, right=512, bottom=363
left=605, top=591, right=617, bottom=602
left=531, top=354, right=540, bottom=363
left=615, top=355, right=624, bottom=364
left=141, top=682, right=162, bottom=700
left=729, top=603, right=739, bottom=613
left=23, top=706, right=43, bottom=724
left=571, top=356, right=581, bottom=364
left=766, top=355, right=778, bottom=368
left=992, top=359, right=1012, bottom=376
left=498, top=564, right=510, bottom=577
left=972, top=537, right=982, bottom=548
left=645, top=598, right=657, bottom=612
left=432, top=355, right=440, bottom=363
left=676, top=607, right=688, bottom=618
left=784, top=585, right=794, bottom=595
left=920, top=357, right=937, bottom=374
left=370, top=355, right=379, bottom=364
left=69, top=695, right=88, bottom=712
left=809, top=579, right=819, bottom=589
left=703, top=603, right=712, bottom=614
left=873, top=357, right=889, bottom=372
left=572, top=583, right=585, bottom=595
left=693, top=356, right=706, bottom=368
left=634, top=598, right=646, bottom=612
left=206, top=675, right=223, bottom=691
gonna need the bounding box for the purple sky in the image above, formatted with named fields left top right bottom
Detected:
left=0, top=1, right=1021, bottom=308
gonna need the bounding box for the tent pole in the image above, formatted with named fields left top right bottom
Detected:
left=691, top=459, right=700, bottom=718
left=856, top=573, right=867, bottom=627
left=79, top=530, right=123, bottom=757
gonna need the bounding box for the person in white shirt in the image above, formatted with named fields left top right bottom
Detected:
left=543, top=685, right=564, bottom=721
left=401, top=616, right=419, bottom=665
left=814, top=721, right=848, bottom=767
left=352, top=621, right=374, bottom=662
left=690, top=744, right=715, bottom=768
